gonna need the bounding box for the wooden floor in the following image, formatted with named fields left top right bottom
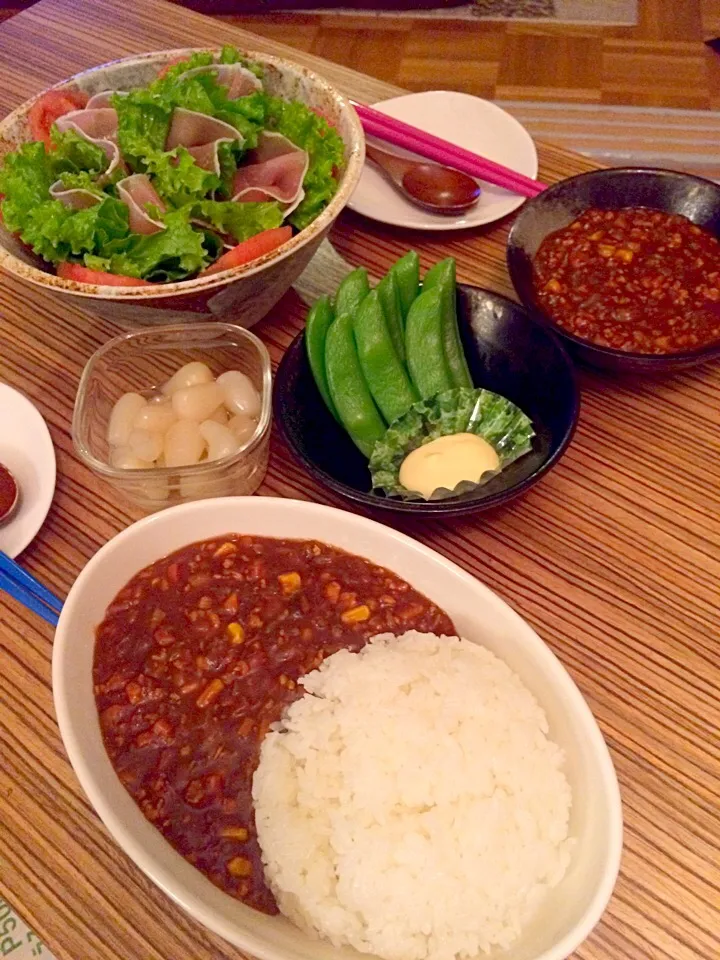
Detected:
left=0, top=0, right=718, bottom=110
left=213, top=0, right=720, bottom=110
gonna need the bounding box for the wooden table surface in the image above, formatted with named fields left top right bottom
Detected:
left=0, top=1, right=718, bottom=959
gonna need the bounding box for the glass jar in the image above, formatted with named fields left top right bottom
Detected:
left=72, top=323, right=272, bottom=513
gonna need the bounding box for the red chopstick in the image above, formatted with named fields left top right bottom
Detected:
left=351, top=100, right=546, bottom=198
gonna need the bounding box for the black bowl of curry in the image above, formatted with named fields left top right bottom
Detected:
left=507, top=168, right=720, bottom=372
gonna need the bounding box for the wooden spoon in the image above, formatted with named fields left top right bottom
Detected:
left=365, top=143, right=481, bottom=215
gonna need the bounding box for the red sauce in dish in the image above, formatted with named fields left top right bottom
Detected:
left=533, top=207, right=720, bottom=353
left=93, top=534, right=453, bottom=914
left=0, top=464, right=18, bottom=521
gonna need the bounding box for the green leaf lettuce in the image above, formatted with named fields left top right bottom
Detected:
left=369, top=387, right=535, bottom=500
left=186, top=198, right=283, bottom=242
left=50, top=128, right=109, bottom=176
left=112, top=90, right=173, bottom=168
left=84, top=207, right=210, bottom=282
left=144, top=147, right=221, bottom=207
left=0, top=141, right=130, bottom=262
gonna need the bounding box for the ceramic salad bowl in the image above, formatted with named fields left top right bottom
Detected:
left=0, top=48, right=365, bottom=328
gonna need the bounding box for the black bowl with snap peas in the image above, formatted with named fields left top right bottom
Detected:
left=274, top=254, right=580, bottom=516
left=306, top=253, right=475, bottom=458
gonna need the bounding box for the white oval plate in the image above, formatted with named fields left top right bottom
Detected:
left=349, top=90, right=538, bottom=231
left=0, top=383, right=56, bottom=558
left=53, top=497, right=621, bottom=960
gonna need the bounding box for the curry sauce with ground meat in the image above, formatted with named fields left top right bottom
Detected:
left=533, top=207, right=720, bottom=353
left=93, top=534, right=454, bottom=914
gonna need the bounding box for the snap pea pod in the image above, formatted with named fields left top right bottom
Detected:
left=353, top=290, right=418, bottom=425
left=376, top=270, right=406, bottom=365
left=389, top=250, right=420, bottom=320
left=325, top=312, right=386, bottom=457
left=405, top=287, right=454, bottom=400
left=422, top=258, right=473, bottom=389
left=305, top=296, right=341, bottom=422
left=334, top=267, right=370, bottom=320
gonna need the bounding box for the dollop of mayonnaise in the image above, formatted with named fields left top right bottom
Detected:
left=399, top=433, right=500, bottom=500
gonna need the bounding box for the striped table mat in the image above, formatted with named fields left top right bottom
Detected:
left=497, top=101, right=720, bottom=181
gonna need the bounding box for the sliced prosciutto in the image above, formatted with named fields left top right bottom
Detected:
left=54, top=107, right=122, bottom=179
left=49, top=181, right=100, bottom=210
left=165, top=107, right=244, bottom=175
left=231, top=131, right=308, bottom=216
left=85, top=90, right=128, bottom=110
left=176, top=64, right=262, bottom=100
left=116, top=174, right=166, bottom=235
left=55, top=107, right=118, bottom=142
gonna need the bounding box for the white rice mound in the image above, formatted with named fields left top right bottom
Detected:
left=252, top=631, right=573, bottom=960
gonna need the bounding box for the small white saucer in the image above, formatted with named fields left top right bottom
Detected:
left=349, top=90, right=538, bottom=231
left=0, top=383, right=56, bottom=558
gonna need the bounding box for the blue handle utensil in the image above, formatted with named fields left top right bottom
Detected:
left=0, top=550, right=63, bottom=626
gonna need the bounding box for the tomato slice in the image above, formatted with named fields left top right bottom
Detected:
left=57, top=262, right=153, bottom=287
left=29, top=89, right=89, bottom=147
left=310, top=106, right=336, bottom=129
left=201, top=226, right=293, bottom=277
left=157, top=57, right=187, bottom=80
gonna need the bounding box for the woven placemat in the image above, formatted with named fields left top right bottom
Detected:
left=501, top=101, right=720, bottom=181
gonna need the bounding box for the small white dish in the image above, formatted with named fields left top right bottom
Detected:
left=349, top=90, right=538, bottom=231
left=0, top=382, right=56, bottom=558
left=54, top=497, right=622, bottom=960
